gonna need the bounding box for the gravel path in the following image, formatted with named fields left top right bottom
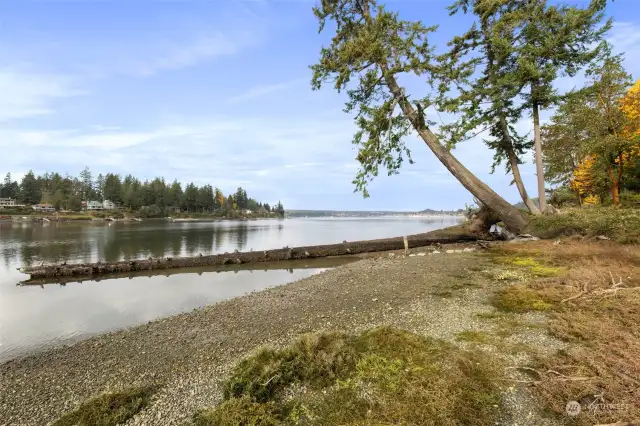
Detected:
left=0, top=246, right=563, bottom=426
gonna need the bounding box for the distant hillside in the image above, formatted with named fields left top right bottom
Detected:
left=286, top=209, right=464, bottom=218
left=419, top=208, right=465, bottom=215
left=513, top=198, right=540, bottom=210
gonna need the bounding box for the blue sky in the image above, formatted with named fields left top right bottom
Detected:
left=1, top=0, right=639, bottom=211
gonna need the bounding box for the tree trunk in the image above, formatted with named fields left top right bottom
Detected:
left=382, top=72, right=528, bottom=232
left=607, top=156, right=624, bottom=206
left=498, top=114, right=540, bottom=215
left=506, top=146, right=540, bottom=214
left=532, top=96, right=547, bottom=212
left=611, top=182, right=620, bottom=205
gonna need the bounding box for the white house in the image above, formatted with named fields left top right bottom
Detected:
left=103, top=200, right=116, bottom=210
left=32, top=204, right=55, bottom=213
left=0, top=198, right=16, bottom=209
left=85, top=201, right=103, bottom=211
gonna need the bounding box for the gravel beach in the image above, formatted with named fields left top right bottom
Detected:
left=0, top=245, right=561, bottom=426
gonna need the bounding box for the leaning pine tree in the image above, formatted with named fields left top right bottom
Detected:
left=310, top=0, right=528, bottom=231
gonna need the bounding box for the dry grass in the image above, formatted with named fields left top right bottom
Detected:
left=52, top=386, right=157, bottom=426
left=195, top=327, right=503, bottom=426
left=490, top=241, right=640, bottom=425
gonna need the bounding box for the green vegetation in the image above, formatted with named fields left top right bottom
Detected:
left=0, top=169, right=285, bottom=218
left=493, top=256, right=566, bottom=277
left=194, top=327, right=502, bottom=426
left=542, top=51, right=639, bottom=207
left=525, top=207, right=640, bottom=243
left=491, top=285, right=552, bottom=313
left=52, top=386, right=157, bottom=426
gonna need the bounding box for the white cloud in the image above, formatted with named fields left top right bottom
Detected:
left=608, top=23, right=640, bottom=60
left=227, top=78, right=306, bottom=104
left=0, top=68, right=85, bottom=121
left=126, top=33, right=249, bottom=77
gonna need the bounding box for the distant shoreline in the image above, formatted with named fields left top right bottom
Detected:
left=1, top=213, right=463, bottom=223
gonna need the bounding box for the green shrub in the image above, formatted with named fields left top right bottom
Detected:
left=199, top=327, right=502, bottom=426
left=52, top=386, right=157, bottom=426
left=525, top=207, right=640, bottom=243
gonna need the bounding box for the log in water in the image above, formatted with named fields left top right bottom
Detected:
left=19, top=226, right=478, bottom=282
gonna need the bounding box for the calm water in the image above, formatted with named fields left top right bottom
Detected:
left=0, top=216, right=462, bottom=362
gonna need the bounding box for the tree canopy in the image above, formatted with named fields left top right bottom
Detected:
left=0, top=168, right=284, bottom=217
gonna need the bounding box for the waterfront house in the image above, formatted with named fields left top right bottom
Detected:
left=32, top=204, right=55, bottom=213
left=0, top=198, right=16, bottom=209
left=103, top=200, right=116, bottom=210
left=85, top=201, right=103, bottom=211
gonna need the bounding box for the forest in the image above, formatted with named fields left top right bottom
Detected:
left=0, top=168, right=285, bottom=218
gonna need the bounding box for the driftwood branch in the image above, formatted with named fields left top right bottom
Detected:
left=561, top=272, right=640, bottom=303
left=504, top=366, right=596, bottom=385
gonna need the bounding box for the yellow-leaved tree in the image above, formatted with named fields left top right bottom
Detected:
left=543, top=51, right=639, bottom=205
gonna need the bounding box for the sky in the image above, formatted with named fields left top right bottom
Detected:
left=1, top=0, right=640, bottom=211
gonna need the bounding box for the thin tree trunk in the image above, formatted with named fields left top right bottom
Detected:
left=609, top=155, right=624, bottom=206
left=498, top=115, right=540, bottom=215
left=532, top=94, right=547, bottom=212
left=382, top=71, right=528, bottom=232
left=605, top=165, right=621, bottom=206
left=611, top=182, right=620, bottom=205
left=506, top=146, right=540, bottom=214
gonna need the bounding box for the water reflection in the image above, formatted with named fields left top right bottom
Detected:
left=0, top=216, right=462, bottom=362
left=0, top=220, right=272, bottom=268
left=0, top=265, right=329, bottom=362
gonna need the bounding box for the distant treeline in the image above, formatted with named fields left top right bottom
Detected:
left=0, top=168, right=284, bottom=217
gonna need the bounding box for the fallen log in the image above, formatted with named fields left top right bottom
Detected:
left=20, top=257, right=358, bottom=286
left=19, top=226, right=478, bottom=281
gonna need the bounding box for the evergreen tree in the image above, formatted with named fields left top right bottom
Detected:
left=79, top=166, right=93, bottom=201
left=183, top=183, right=199, bottom=211
left=168, top=180, right=184, bottom=208
left=198, top=185, right=214, bottom=212
left=95, top=173, right=105, bottom=200
left=103, top=173, right=123, bottom=204
left=235, top=187, right=248, bottom=210
left=20, top=170, right=41, bottom=205
left=515, top=0, right=609, bottom=211
left=310, top=0, right=527, bottom=230
left=1, top=173, right=19, bottom=199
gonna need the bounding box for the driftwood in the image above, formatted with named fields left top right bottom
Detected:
left=19, top=228, right=478, bottom=282
left=20, top=257, right=358, bottom=286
